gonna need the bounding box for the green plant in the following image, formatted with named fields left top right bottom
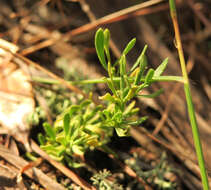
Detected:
left=38, top=28, right=182, bottom=168
left=126, top=152, right=177, bottom=189
left=169, top=1, right=209, bottom=189
left=33, top=2, right=209, bottom=189
left=91, top=169, right=123, bottom=190
left=38, top=99, right=111, bottom=167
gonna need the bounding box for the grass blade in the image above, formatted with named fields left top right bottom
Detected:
left=169, top=1, right=209, bottom=189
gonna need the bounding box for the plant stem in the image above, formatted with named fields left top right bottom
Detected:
left=32, top=75, right=184, bottom=86
left=169, top=1, right=209, bottom=189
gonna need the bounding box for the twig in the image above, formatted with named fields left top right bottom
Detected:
left=20, top=0, right=166, bottom=55
left=0, top=144, right=66, bottom=190
left=66, top=0, right=165, bottom=37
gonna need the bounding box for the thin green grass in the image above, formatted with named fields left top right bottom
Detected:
left=169, top=0, right=209, bottom=189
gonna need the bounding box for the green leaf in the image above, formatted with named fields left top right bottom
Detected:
left=69, top=105, right=80, bottom=117
left=43, top=123, right=56, bottom=141
left=84, top=105, right=102, bottom=122
left=72, top=114, right=83, bottom=128
left=154, top=58, right=168, bottom=77
left=122, top=87, right=130, bottom=99
left=127, top=116, right=148, bottom=125
left=123, top=85, right=138, bottom=102
left=66, top=156, right=84, bottom=168
left=38, top=133, right=46, bottom=145
left=138, top=88, right=164, bottom=98
left=112, top=111, right=123, bottom=124
left=120, top=54, right=126, bottom=76
left=128, top=107, right=139, bottom=116
left=102, top=109, right=112, bottom=120
left=56, top=134, right=66, bottom=146
left=49, top=155, right=64, bottom=162
left=69, top=124, right=76, bottom=141
left=80, top=99, right=91, bottom=109
left=123, top=38, right=136, bottom=55
left=72, top=144, right=85, bottom=155
left=84, top=123, right=101, bottom=134
left=102, top=94, right=121, bottom=108
left=145, top=68, right=154, bottom=85
left=42, top=144, right=65, bottom=158
left=95, top=28, right=107, bottom=70
left=120, top=55, right=127, bottom=94
left=63, top=114, right=70, bottom=137
left=134, top=55, right=147, bottom=85
left=130, top=45, right=148, bottom=73
left=99, top=93, right=115, bottom=102
left=105, top=74, right=117, bottom=97
left=123, top=101, right=136, bottom=115
left=115, top=125, right=129, bottom=137
left=136, top=83, right=147, bottom=93
left=104, top=29, right=111, bottom=63
left=104, top=29, right=110, bottom=49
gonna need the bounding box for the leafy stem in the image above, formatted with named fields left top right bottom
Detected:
left=32, top=75, right=184, bottom=85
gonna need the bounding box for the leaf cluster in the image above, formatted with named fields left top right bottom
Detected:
left=39, top=99, right=112, bottom=167
left=95, top=28, right=167, bottom=136
left=91, top=169, right=123, bottom=190
left=38, top=28, right=170, bottom=167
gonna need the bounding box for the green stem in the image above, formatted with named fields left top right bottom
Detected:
left=32, top=75, right=184, bottom=85
left=169, top=1, right=209, bottom=189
